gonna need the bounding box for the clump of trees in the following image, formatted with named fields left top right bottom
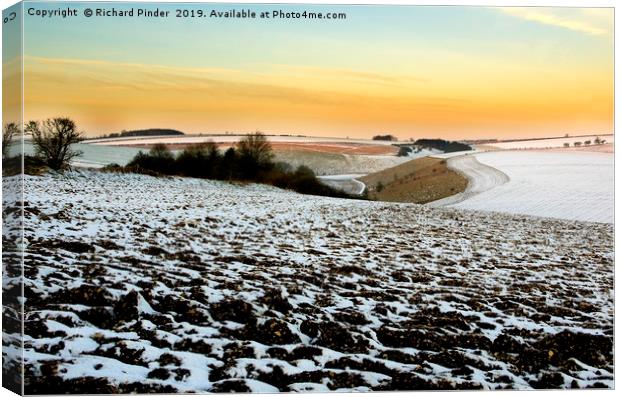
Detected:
left=373, top=134, right=398, bottom=141
left=94, top=128, right=184, bottom=140
left=25, top=118, right=83, bottom=170
left=118, top=132, right=356, bottom=199
left=415, top=139, right=472, bottom=153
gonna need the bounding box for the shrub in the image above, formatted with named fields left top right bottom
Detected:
left=176, top=141, right=219, bottom=178
left=25, top=117, right=83, bottom=170
left=218, top=147, right=238, bottom=180
left=127, top=143, right=175, bottom=174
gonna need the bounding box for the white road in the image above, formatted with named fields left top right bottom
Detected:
left=428, top=154, right=509, bottom=206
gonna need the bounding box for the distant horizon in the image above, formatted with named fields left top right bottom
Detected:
left=5, top=3, right=613, bottom=140
left=82, top=128, right=614, bottom=143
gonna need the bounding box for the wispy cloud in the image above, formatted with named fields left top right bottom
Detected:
left=269, top=64, right=429, bottom=87
left=499, top=7, right=611, bottom=36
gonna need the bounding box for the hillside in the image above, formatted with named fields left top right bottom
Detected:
left=4, top=171, right=613, bottom=392
left=360, top=157, right=468, bottom=203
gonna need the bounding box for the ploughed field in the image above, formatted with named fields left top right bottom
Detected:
left=5, top=171, right=613, bottom=393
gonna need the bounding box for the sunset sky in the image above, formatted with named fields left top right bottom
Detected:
left=9, top=2, right=615, bottom=139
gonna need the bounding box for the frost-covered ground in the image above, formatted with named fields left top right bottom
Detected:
left=5, top=171, right=614, bottom=393
left=445, top=151, right=613, bottom=223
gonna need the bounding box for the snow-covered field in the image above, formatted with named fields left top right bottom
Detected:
left=22, top=142, right=143, bottom=168
left=488, top=135, right=613, bottom=150
left=4, top=171, right=613, bottom=393
left=441, top=151, right=613, bottom=223
left=86, top=135, right=398, bottom=146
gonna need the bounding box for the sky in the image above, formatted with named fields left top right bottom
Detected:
left=6, top=1, right=615, bottom=139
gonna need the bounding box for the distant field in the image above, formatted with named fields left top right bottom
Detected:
left=488, top=135, right=613, bottom=150
left=85, top=134, right=399, bottom=146
left=157, top=142, right=399, bottom=156
left=360, top=157, right=468, bottom=204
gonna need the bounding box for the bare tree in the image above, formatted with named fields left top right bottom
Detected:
left=25, top=118, right=83, bottom=170
left=236, top=132, right=274, bottom=179
left=2, top=122, right=19, bottom=158
left=237, top=132, right=274, bottom=166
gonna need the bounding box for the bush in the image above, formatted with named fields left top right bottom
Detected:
left=217, top=147, right=238, bottom=180
left=176, top=141, right=219, bottom=178
left=127, top=144, right=175, bottom=174
left=25, top=118, right=83, bottom=170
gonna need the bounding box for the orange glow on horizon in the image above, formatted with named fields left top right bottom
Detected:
left=18, top=56, right=613, bottom=140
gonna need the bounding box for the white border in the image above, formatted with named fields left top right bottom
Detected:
left=0, top=1, right=616, bottom=397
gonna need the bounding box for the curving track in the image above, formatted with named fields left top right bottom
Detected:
left=428, top=154, right=509, bottom=206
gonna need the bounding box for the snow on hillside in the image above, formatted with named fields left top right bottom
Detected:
left=274, top=152, right=411, bottom=176
left=445, top=151, right=613, bottom=223
left=5, top=171, right=613, bottom=393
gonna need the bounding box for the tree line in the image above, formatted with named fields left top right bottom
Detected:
left=2, top=118, right=357, bottom=199
left=111, top=133, right=356, bottom=199
left=414, top=139, right=472, bottom=153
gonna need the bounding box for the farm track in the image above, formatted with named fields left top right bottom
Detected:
left=428, top=155, right=509, bottom=207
